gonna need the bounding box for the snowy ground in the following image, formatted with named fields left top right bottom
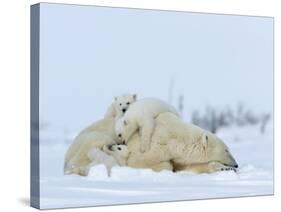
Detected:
left=39, top=123, right=273, bottom=209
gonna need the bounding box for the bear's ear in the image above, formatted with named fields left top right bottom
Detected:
left=123, top=120, right=128, bottom=125
left=132, top=94, right=137, bottom=100
left=114, top=96, right=118, bottom=101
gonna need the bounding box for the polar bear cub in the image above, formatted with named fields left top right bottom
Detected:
left=104, top=94, right=137, bottom=120
left=86, top=144, right=129, bottom=176
left=115, top=98, right=180, bottom=152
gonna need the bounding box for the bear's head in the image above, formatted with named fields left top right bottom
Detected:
left=115, top=117, right=137, bottom=145
left=204, top=133, right=238, bottom=168
left=107, top=144, right=129, bottom=159
left=114, top=94, right=137, bottom=114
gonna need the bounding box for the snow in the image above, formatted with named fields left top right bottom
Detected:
left=39, top=122, right=273, bottom=209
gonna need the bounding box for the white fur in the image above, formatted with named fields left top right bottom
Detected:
left=115, top=98, right=179, bottom=152
left=126, top=112, right=238, bottom=173
left=104, top=94, right=137, bottom=120
left=86, top=144, right=129, bottom=176
left=64, top=109, right=237, bottom=175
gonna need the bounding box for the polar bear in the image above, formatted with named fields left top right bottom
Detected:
left=115, top=98, right=179, bottom=152
left=84, top=144, right=129, bottom=176
left=104, top=94, right=137, bottom=120
left=125, top=112, right=238, bottom=173
left=65, top=108, right=237, bottom=176
left=64, top=115, right=117, bottom=175
left=101, top=144, right=129, bottom=167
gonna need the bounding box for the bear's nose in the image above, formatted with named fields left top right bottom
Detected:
left=234, top=164, right=238, bottom=168
left=122, top=108, right=126, bottom=113
left=108, top=145, right=113, bottom=151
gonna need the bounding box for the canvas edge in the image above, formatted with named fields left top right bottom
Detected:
left=30, top=3, right=41, bottom=210
left=29, top=2, right=275, bottom=209
left=37, top=2, right=274, bottom=19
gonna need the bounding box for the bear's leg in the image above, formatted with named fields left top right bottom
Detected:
left=140, top=118, right=155, bottom=153
left=180, top=161, right=236, bottom=173
left=79, top=165, right=91, bottom=176
left=151, top=161, right=173, bottom=172
left=181, top=163, right=212, bottom=173
left=207, top=161, right=236, bottom=172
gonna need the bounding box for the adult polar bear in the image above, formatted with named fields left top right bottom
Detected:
left=126, top=112, right=238, bottom=173
left=64, top=112, right=238, bottom=175
left=64, top=116, right=117, bottom=175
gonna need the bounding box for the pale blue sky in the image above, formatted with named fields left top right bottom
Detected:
left=39, top=3, right=274, bottom=131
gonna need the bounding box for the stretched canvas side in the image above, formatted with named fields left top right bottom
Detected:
left=30, top=3, right=40, bottom=209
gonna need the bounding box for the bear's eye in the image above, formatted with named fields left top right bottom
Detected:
left=127, top=102, right=130, bottom=105
left=119, top=103, right=122, bottom=106
left=118, top=134, right=122, bottom=138
left=117, top=147, right=121, bottom=151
